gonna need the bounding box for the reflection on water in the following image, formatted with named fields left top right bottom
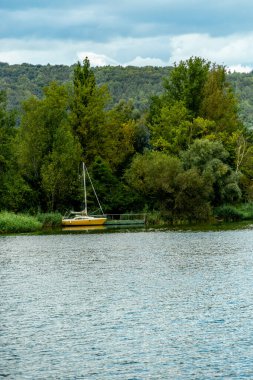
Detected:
left=62, top=225, right=106, bottom=232
left=1, top=229, right=253, bottom=379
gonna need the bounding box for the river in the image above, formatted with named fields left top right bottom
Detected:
left=1, top=228, right=253, bottom=379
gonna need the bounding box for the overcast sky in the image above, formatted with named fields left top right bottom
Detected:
left=0, top=0, right=252, bottom=72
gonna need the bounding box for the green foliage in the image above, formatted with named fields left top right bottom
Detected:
left=125, top=150, right=182, bottom=200
left=41, top=123, right=82, bottom=211
left=1, top=57, right=253, bottom=224
left=36, top=212, right=62, bottom=227
left=148, top=58, right=245, bottom=166
left=174, top=168, right=212, bottom=221
left=200, top=66, right=239, bottom=132
left=16, top=81, right=82, bottom=211
left=0, top=211, right=42, bottom=233
left=145, top=210, right=166, bottom=226
left=126, top=150, right=212, bottom=222
left=103, top=101, right=138, bottom=170
left=149, top=100, right=191, bottom=154
left=181, top=139, right=241, bottom=205
left=181, top=139, right=229, bottom=170
left=163, top=57, right=211, bottom=117
left=0, top=90, right=19, bottom=211
left=0, top=168, right=34, bottom=212
left=214, top=205, right=244, bottom=222
left=70, top=58, right=110, bottom=163
left=89, top=157, right=140, bottom=213
left=17, top=82, right=70, bottom=180
left=1, top=62, right=253, bottom=129
left=235, top=203, right=253, bottom=220
left=227, top=71, right=253, bottom=129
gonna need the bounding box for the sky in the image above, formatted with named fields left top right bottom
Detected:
left=0, top=0, right=253, bottom=72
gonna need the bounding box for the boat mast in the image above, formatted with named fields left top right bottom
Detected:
left=83, top=162, right=88, bottom=215
left=85, top=165, right=105, bottom=215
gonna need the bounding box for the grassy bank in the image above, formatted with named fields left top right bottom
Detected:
left=1, top=205, right=253, bottom=234
left=214, top=203, right=253, bottom=222
left=0, top=212, right=43, bottom=234
left=0, top=211, right=63, bottom=234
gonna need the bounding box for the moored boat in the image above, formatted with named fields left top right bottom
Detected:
left=62, top=162, right=107, bottom=227
left=62, top=215, right=107, bottom=226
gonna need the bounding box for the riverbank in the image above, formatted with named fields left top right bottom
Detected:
left=1, top=206, right=253, bottom=235
left=0, top=212, right=62, bottom=234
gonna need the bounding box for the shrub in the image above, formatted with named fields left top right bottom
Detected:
left=214, top=205, right=244, bottom=222
left=37, top=212, right=62, bottom=227
left=145, top=211, right=165, bottom=226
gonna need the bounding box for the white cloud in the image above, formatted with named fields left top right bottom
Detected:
left=0, top=39, right=81, bottom=65
left=124, top=56, right=166, bottom=67
left=1, top=32, right=253, bottom=73
left=77, top=52, right=119, bottom=66
left=168, top=32, right=253, bottom=71
left=227, top=65, right=252, bottom=73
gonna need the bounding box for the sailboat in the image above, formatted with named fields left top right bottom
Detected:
left=62, top=162, right=107, bottom=226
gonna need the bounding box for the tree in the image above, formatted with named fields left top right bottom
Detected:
left=174, top=168, right=212, bottom=221
left=200, top=65, right=243, bottom=137
left=0, top=91, right=30, bottom=211
left=163, top=56, right=211, bottom=117
left=181, top=139, right=241, bottom=205
left=149, top=100, right=191, bottom=154
left=148, top=57, right=245, bottom=162
left=0, top=91, right=16, bottom=179
left=125, top=151, right=183, bottom=211
left=103, top=100, right=140, bottom=171
left=17, top=82, right=69, bottom=183
left=88, top=157, right=138, bottom=213
left=125, top=149, right=213, bottom=221
left=41, top=124, right=82, bottom=211
left=70, top=58, right=110, bottom=164
left=16, top=82, right=81, bottom=211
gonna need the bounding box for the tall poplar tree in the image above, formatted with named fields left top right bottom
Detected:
left=70, top=57, right=110, bottom=164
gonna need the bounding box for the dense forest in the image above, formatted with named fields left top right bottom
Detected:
left=1, top=61, right=253, bottom=128
left=1, top=57, right=253, bottom=223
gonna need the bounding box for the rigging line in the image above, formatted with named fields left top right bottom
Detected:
left=83, top=162, right=87, bottom=215
left=83, top=162, right=105, bottom=215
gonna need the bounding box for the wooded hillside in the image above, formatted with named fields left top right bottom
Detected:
left=1, top=62, right=252, bottom=128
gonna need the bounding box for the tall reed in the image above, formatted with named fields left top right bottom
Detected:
left=0, top=212, right=42, bottom=233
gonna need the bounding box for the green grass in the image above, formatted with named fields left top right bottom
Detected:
left=235, top=203, right=253, bottom=220
left=214, top=203, right=253, bottom=222
left=145, top=211, right=167, bottom=226
left=213, top=205, right=244, bottom=222
left=37, top=212, right=62, bottom=227
left=0, top=212, right=42, bottom=234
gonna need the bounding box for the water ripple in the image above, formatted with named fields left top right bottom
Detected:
left=1, top=230, right=253, bottom=379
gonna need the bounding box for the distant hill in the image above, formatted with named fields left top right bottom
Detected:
left=0, top=62, right=253, bottom=128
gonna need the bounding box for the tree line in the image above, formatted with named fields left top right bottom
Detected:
left=1, top=57, right=253, bottom=222
left=1, top=61, right=253, bottom=128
